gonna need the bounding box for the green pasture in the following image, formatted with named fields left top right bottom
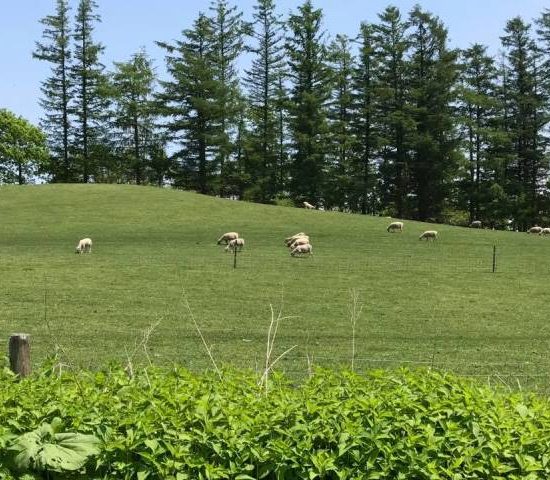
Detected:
left=1, top=184, right=549, bottom=390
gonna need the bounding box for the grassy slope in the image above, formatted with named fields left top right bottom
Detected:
left=1, top=184, right=549, bottom=389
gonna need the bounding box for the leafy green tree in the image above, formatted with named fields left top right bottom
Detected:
left=33, top=0, right=73, bottom=182
left=70, top=0, right=109, bottom=183
left=157, top=13, right=222, bottom=194
left=209, top=0, right=247, bottom=195
left=407, top=6, right=459, bottom=221
left=351, top=22, right=381, bottom=215
left=373, top=6, right=412, bottom=217
left=286, top=0, right=330, bottom=205
left=243, top=0, right=286, bottom=202
left=0, top=109, right=49, bottom=184
left=111, top=50, right=157, bottom=184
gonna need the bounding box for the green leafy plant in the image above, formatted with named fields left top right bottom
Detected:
left=5, top=417, right=100, bottom=475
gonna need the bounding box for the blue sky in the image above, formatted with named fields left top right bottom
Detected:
left=1, top=0, right=548, bottom=125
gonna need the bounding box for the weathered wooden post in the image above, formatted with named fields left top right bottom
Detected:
left=233, top=244, right=238, bottom=269
left=492, top=245, right=497, bottom=273
left=9, top=334, right=31, bottom=377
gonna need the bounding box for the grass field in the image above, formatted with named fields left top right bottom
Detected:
left=1, top=184, right=550, bottom=391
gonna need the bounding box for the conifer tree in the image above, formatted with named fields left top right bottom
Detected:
left=286, top=0, right=330, bottom=205
left=373, top=6, right=412, bottom=217
left=33, top=0, right=73, bottom=182
left=500, top=17, right=548, bottom=227
left=70, top=0, right=108, bottom=183
left=157, top=13, right=221, bottom=194
left=326, top=34, right=355, bottom=210
left=243, top=0, right=286, bottom=202
left=457, top=44, right=500, bottom=223
left=111, top=50, right=157, bottom=184
left=351, top=22, right=380, bottom=214
left=209, top=0, right=246, bottom=195
left=407, top=6, right=459, bottom=221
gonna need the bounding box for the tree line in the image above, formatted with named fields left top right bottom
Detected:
left=18, top=0, right=550, bottom=227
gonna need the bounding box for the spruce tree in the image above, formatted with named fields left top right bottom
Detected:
left=500, top=17, right=548, bottom=227
left=33, top=0, right=73, bottom=182
left=407, top=6, right=459, bottom=221
left=209, top=0, right=246, bottom=196
left=111, top=50, right=157, bottom=184
left=70, top=0, right=108, bottom=183
left=457, top=44, right=500, bottom=224
left=157, top=13, right=221, bottom=194
left=286, top=0, right=330, bottom=205
left=243, top=0, right=286, bottom=202
left=351, top=22, right=381, bottom=214
left=326, top=34, right=355, bottom=210
left=373, top=6, right=412, bottom=217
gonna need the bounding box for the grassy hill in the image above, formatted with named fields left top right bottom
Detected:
left=1, top=184, right=549, bottom=390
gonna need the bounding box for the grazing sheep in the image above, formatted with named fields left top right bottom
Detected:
left=527, top=226, right=542, bottom=234
left=217, top=232, right=239, bottom=244
left=541, top=228, right=550, bottom=235
left=291, top=243, right=313, bottom=256
left=387, top=221, right=404, bottom=233
left=288, top=236, right=310, bottom=249
left=75, top=237, right=92, bottom=254
left=303, top=201, right=315, bottom=209
left=419, top=230, right=438, bottom=241
left=469, top=220, right=482, bottom=228
left=225, top=238, right=245, bottom=252
left=284, top=232, right=306, bottom=246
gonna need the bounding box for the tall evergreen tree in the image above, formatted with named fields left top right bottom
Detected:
left=457, top=44, right=500, bottom=223
left=157, top=13, right=221, bottom=194
left=243, top=0, right=286, bottom=202
left=70, top=0, right=108, bottom=183
left=407, top=6, right=459, bottom=221
left=111, top=50, right=157, bottom=184
left=373, top=6, right=412, bottom=217
left=33, top=0, right=73, bottom=182
left=326, top=34, right=355, bottom=210
left=209, top=0, right=246, bottom=195
left=286, top=0, right=330, bottom=205
left=351, top=22, right=380, bottom=214
left=500, top=17, right=548, bottom=227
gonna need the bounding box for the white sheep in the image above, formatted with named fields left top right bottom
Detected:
left=290, top=243, right=313, bottom=256
left=284, top=232, right=306, bottom=246
left=419, top=230, right=438, bottom=241
left=75, top=237, right=92, bottom=254
left=527, top=226, right=542, bottom=234
left=288, top=235, right=310, bottom=249
left=387, top=221, right=404, bottom=233
left=541, top=228, right=550, bottom=235
left=217, top=232, right=239, bottom=245
left=225, top=237, right=245, bottom=252
left=469, top=220, right=482, bottom=228
left=303, top=201, right=315, bottom=210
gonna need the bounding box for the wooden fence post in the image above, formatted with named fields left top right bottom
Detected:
left=233, top=245, right=238, bottom=269
left=9, top=334, right=31, bottom=377
left=492, top=245, right=496, bottom=273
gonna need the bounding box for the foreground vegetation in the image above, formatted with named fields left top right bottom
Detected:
left=1, top=185, right=550, bottom=390
left=0, top=366, right=549, bottom=479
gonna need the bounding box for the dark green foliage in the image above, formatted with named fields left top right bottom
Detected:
left=70, top=0, right=109, bottom=183
left=110, top=50, right=159, bottom=185
left=407, top=6, right=460, bottom=221
left=209, top=0, right=247, bottom=196
left=33, top=0, right=73, bottom=182
left=157, top=14, right=222, bottom=194
left=286, top=0, right=331, bottom=205
left=243, top=0, right=287, bottom=202
left=1, top=367, right=549, bottom=478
